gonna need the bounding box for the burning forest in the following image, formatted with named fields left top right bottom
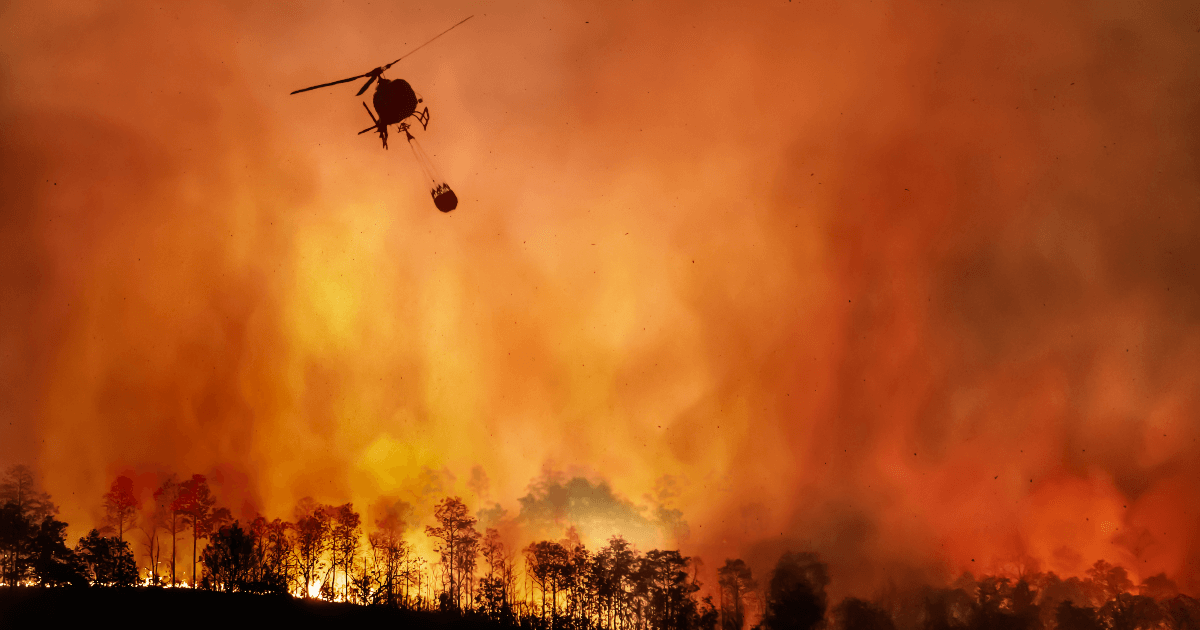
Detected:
left=2, top=0, right=1200, bottom=627
left=1, top=464, right=1199, bottom=629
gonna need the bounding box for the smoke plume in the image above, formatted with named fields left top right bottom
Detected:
left=1, top=0, right=1198, bottom=599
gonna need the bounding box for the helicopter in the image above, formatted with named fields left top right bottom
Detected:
left=290, top=16, right=472, bottom=212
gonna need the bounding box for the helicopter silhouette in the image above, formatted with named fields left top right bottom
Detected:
left=291, top=16, right=471, bottom=212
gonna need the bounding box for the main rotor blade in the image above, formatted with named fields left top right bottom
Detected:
left=381, top=15, right=473, bottom=71
left=291, top=15, right=471, bottom=95
left=290, top=73, right=370, bottom=95
left=356, top=73, right=378, bottom=96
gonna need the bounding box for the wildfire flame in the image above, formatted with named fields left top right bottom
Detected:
left=0, top=0, right=1197, bottom=601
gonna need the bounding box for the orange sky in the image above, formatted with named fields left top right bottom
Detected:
left=1, top=0, right=1198, bottom=599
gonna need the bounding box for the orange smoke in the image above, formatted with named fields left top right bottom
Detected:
left=1, top=0, right=1198, bottom=600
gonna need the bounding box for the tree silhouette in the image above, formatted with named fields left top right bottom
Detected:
left=564, top=530, right=591, bottom=623
left=368, top=502, right=419, bottom=608
left=249, top=515, right=296, bottom=594
left=153, top=475, right=183, bottom=586
left=525, top=539, right=569, bottom=623
left=968, top=575, right=1039, bottom=630
left=0, top=465, right=56, bottom=522
left=102, top=475, right=140, bottom=542
left=1101, top=593, right=1163, bottom=630
left=455, top=524, right=481, bottom=610
left=1057, top=600, right=1103, bottom=630
left=638, top=549, right=699, bottom=630
left=596, top=535, right=638, bottom=630
left=171, top=474, right=229, bottom=586
left=514, top=535, right=720, bottom=630
left=425, top=496, right=480, bottom=612
left=834, top=597, right=896, bottom=630
left=1138, top=573, right=1178, bottom=600
left=477, top=527, right=513, bottom=620
left=329, top=503, right=362, bottom=601
left=0, top=465, right=57, bottom=586
left=76, top=529, right=138, bottom=586
left=1163, top=595, right=1200, bottom=630
left=0, top=501, right=33, bottom=586
left=1087, top=560, right=1133, bottom=605
left=294, top=497, right=331, bottom=597
left=139, top=479, right=178, bottom=585
left=718, top=559, right=756, bottom=630
left=761, top=552, right=828, bottom=630
left=6, top=467, right=1197, bottom=630
left=368, top=525, right=406, bottom=606
left=921, top=587, right=976, bottom=630
left=1031, top=571, right=1092, bottom=629
left=29, top=514, right=86, bottom=586
left=200, top=520, right=255, bottom=593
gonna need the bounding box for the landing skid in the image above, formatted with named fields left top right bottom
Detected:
left=358, top=104, right=431, bottom=149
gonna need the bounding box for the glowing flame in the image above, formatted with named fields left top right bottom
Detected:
left=0, top=0, right=1197, bottom=601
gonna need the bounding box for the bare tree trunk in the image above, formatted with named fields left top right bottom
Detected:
left=191, top=519, right=197, bottom=586
left=170, top=513, right=177, bottom=586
